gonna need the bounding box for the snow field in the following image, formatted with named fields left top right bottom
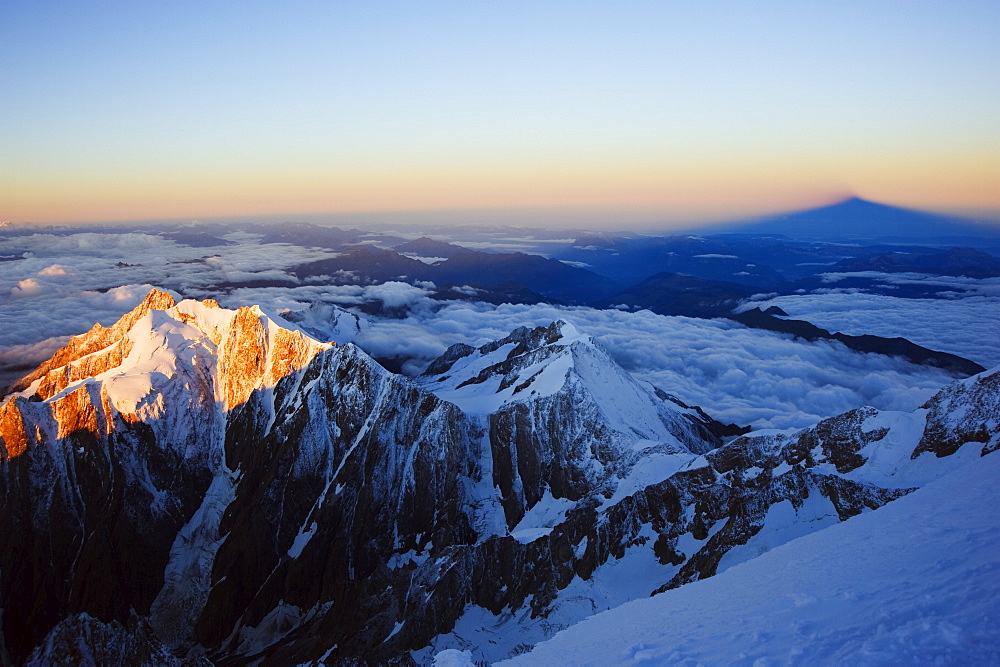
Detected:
left=500, top=451, right=1000, bottom=665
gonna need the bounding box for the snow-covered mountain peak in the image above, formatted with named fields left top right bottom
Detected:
left=4, top=290, right=334, bottom=409
left=4, top=288, right=179, bottom=397
left=0, top=290, right=341, bottom=463
left=278, top=300, right=365, bottom=345
left=167, top=297, right=324, bottom=349
left=419, top=320, right=622, bottom=412
left=417, top=324, right=552, bottom=410
left=914, top=365, right=1000, bottom=459
left=418, top=321, right=725, bottom=455
left=502, top=318, right=590, bottom=349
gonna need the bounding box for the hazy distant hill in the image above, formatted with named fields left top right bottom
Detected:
left=829, top=246, right=1000, bottom=278
left=394, top=237, right=472, bottom=259
left=431, top=250, right=622, bottom=304
left=293, top=245, right=621, bottom=305
left=557, top=235, right=840, bottom=287
left=595, top=272, right=755, bottom=318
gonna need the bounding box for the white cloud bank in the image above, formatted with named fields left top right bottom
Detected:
left=339, top=302, right=960, bottom=430
left=37, top=264, right=70, bottom=276
left=755, top=291, right=1000, bottom=368
left=0, top=230, right=990, bottom=432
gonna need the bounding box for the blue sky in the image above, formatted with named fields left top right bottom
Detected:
left=2, top=1, right=999, bottom=226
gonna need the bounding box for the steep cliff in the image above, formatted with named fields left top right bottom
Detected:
left=2, top=291, right=997, bottom=664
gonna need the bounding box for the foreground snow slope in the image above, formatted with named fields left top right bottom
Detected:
left=504, top=450, right=1000, bottom=666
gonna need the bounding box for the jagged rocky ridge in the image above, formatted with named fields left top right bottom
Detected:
left=1, top=290, right=997, bottom=664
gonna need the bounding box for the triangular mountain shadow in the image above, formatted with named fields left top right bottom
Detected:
left=704, top=196, right=1000, bottom=242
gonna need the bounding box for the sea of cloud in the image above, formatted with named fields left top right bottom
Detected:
left=1, top=230, right=988, bottom=431
left=218, top=279, right=976, bottom=430
left=751, top=276, right=1000, bottom=368
left=332, top=300, right=959, bottom=430
left=0, top=230, right=342, bottom=388
left=816, top=271, right=1000, bottom=298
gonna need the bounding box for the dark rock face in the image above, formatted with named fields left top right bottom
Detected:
left=193, top=345, right=489, bottom=661
left=25, top=614, right=190, bottom=667
left=914, top=369, right=1000, bottom=458
left=422, top=343, right=476, bottom=377
left=0, top=372, right=215, bottom=662
left=782, top=407, right=887, bottom=473
left=2, top=293, right=998, bottom=664
left=651, top=468, right=910, bottom=594
left=652, top=388, right=751, bottom=440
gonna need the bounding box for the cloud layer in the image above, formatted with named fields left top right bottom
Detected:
left=1, top=230, right=991, bottom=432
left=755, top=289, right=1000, bottom=368
left=340, top=301, right=960, bottom=430
left=0, top=230, right=342, bottom=386
left=0, top=230, right=340, bottom=342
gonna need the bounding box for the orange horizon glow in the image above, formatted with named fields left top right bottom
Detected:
left=5, top=160, right=999, bottom=228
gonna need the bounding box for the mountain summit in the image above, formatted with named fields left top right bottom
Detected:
left=2, top=289, right=998, bottom=664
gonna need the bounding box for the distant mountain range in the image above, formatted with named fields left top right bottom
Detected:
left=828, top=246, right=1000, bottom=278
left=8, top=206, right=987, bottom=375
left=3, top=199, right=997, bottom=367
left=292, top=244, right=622, bottom=305
left=4, top=291, right=997, bottom=663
